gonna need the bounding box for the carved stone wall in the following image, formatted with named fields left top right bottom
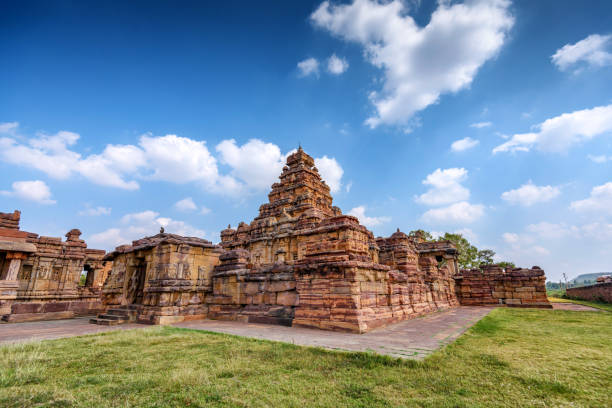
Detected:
left=0, top=210, right=108, bottom=322
left=101, top=233, right=222, bottom=324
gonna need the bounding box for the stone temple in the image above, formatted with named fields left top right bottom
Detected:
left=2, top=148, right=550, bottom=331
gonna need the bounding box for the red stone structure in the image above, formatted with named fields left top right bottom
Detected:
left=566, top=278, right=612, bottom=303
left=454, top=265, right=551, bottom=308
left=94, top=148, right=467, bottom=332
left=0, top=210, right=109, bottom=322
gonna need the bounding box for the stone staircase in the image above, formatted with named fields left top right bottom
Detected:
left=89, top=305, right=139, bottom=325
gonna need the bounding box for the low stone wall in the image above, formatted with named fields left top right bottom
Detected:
left=566, top=282, right=612, bottom=303
left=454, top=265, right=551, bottom=308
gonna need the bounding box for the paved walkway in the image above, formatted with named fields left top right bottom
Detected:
left=551, top=302, right=603, bottom=312
left=174, top=306, right=494, bottom=359
left=0, top=317, right=143, bottom=344
left=0, top=307, right=493, bottom=359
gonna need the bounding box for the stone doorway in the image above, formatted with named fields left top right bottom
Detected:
left=126, top=259, right=146, bottom=305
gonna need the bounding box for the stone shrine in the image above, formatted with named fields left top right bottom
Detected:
left=0, top=211, right=109, bottom=322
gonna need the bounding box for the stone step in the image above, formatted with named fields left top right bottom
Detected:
left=97, top=314, right=126, bottom=320
left=89, top=317, right=126, bottom=325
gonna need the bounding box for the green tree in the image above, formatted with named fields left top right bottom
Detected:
left=408, top=229, right=434, bottom=242
left=476, top=249, right=496, bottom=266
left=438, top=233, right=478, bottom=269
left=497, top=261, right=516, bottom=269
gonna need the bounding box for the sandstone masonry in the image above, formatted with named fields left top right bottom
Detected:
left=93, top=148, right=550, bottom=332
left=0, top=211, right=109, bottom=322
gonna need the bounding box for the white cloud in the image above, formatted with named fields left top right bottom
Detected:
left=415, top=168, right=469, bottom=206
left=327, top=54, right=349, bottom=74
left=493, top=104, right=612, bottom=154
left=0, top=123, right=344, bottom=197
left=297, top=57, right=319, bottom=77
left=345, top=181, right=353, bottom=193
left=1, top=180, right=56, bottom=204
left=588, top=154, right=610, bottom=163
left=78, top=206, right=111, bottom=216
left=311, top=0, right=513, bottom=127
left=139, top=134, right=222, bottom=188
left=451, top=137, right=479, bottom=152
left=502, top=232, right=519, bottom=244
left=89, top=210, right=207, bottom=250
left=421, top=201, right=484, bottom=224
left=470, top=121, right=492, bottom=129
left=551, top=34, right=612, bottom=73
left=348, top=205, right=390, bottom=228
left=570, top=182, right=612, bottom=215
left=315, top=155, right=343, bottom=193
left=200, top=206, right=211, bottom=215
left=0, top=122, right=19, bottom=136
left=174, top=197, right=197, bottom=212
left=216, top=138, right=286, bottom=191
left=501, top=181, right=560, bottom=206
left=525, top=222, right=575, bottom=239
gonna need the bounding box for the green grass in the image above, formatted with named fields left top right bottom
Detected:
left=549, top=296, right=612, bottom=313
left=1, top=308, right=611, bottom=407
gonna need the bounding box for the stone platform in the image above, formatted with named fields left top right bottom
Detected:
left=1, top=307, right=493, bottom=359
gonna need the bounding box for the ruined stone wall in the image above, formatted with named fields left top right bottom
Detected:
left=1, top=210, right=108, bottom=322
left=566, top=282, right=612, bottom=303
left=454, top=266, right=551, bottom=308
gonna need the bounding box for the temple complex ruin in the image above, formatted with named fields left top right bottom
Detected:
left=0, top=211, right=109, bottom=322
left=91, top=148, right=550, bottom=332
left=2, top=148, right=551, bottom=331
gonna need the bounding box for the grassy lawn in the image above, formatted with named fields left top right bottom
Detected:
left=1, top=308, right=611, bottom=407
left=548, top=296, right=612, bottom=313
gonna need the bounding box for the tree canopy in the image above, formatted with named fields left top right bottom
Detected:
left=408, top=230, right=515, bottom=270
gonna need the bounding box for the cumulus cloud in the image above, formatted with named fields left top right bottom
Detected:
left=216, top=139, right=286, bottom=191
left=551, top=34, right=612, bottom=73
left=493, top=104, right=612, bottom=154
left=348, top=205, right=391, bottom=228
left=327, top=54, right=349, bottom=74
left=588, top=154, right=610, bottom=163
left=470, top=121, right=492, bottom=129
left=501, top=181, right=560, bottom=206
left=311, top=0, right=513, bottom=128
left=1, top=180, right=56, bottom=204
left=174, top=197, right=198, bottom=212
left=502, top=232, right=519, bottom=244
left=315, top=155, right=343, bottom=193
left=78, top=206, right=111, bottom=216
left=415, top=168, right=469, bottom=206
left=88, top=210, right=207, bottom=250
left=570, top=182, right=612, bottom=215
left=0, top=122, right=19, bottom=136
left=422, top=201, right=484, bottom=224
left=0, top=123, right=344, bottom=197
left=297, top=57, right=319, bottom=77
left=451, top=137, right=479, bottom=152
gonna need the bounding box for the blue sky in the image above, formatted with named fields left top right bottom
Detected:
left=1, top=0, right=611, bottom=281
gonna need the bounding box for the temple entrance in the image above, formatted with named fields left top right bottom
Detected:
left=126, top=259, right=146, bottom=305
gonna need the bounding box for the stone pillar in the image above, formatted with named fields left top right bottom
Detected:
left=5, top=252, right=26, bottom=281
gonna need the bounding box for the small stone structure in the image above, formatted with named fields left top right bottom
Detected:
left=454, top=265, right=551, bottom=308
left=95, top=233, right=222, bottom=325
left=566, top=277, right=612, bottom=303
left=95, top=148, right=549, bottom=332
left=0, top=210, right=109, bottom=322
